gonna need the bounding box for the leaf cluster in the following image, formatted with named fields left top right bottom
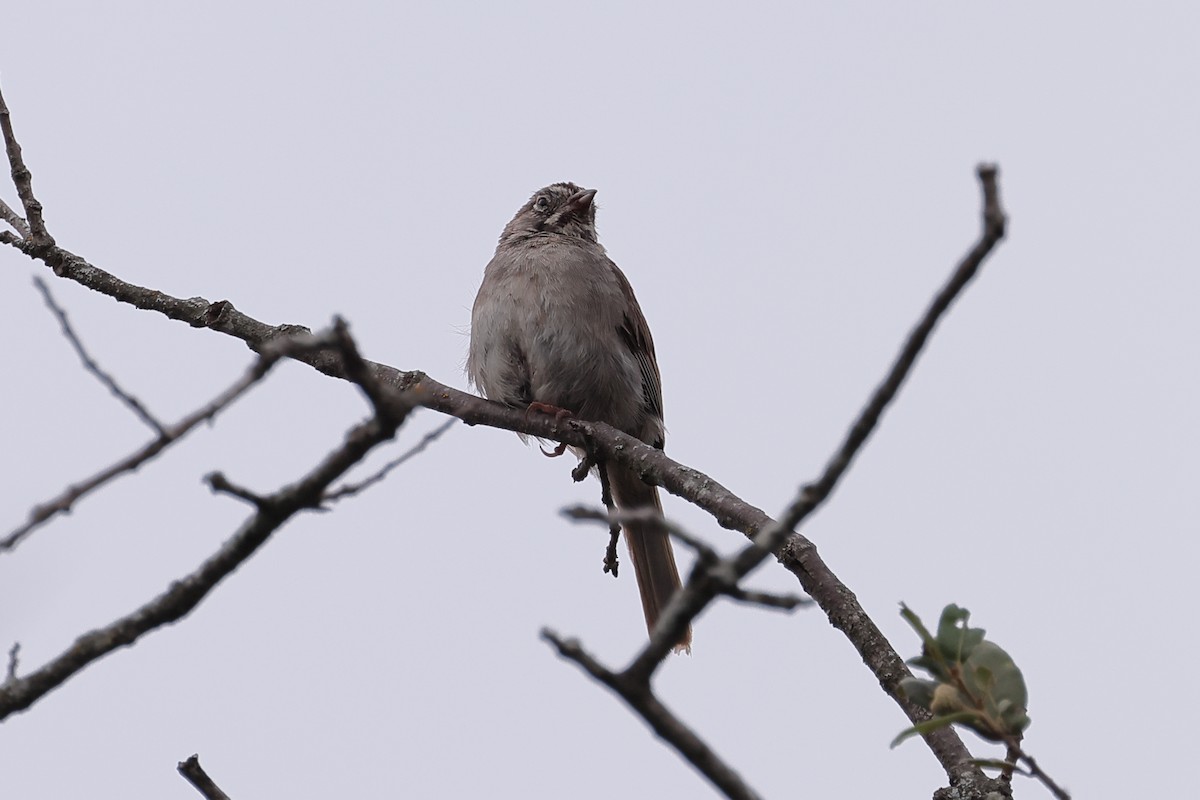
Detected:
left=893, top=604, right=1030, bottom=747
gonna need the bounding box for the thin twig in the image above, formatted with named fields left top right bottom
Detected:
left=0, top=195, right=29, bottom=238
left=563, top=505, right=720, bottom=565
left=722, top=585, right=809, bottom=610
left=33, top=276, right=166, bottom=435
left=330, top=317, right=387, bottom=410
left=0, top=81, right=51, bottom=244
left=542, top=629, right=763, bottom=800
left=1009, top=741, right=1071, bottom=800
left=178, top=755, right=233, bottom=800
left=602, top=522, right=622, bottom=577
left=326, top=315, right=414, bottom=432
left=324, top=417, right=456, bottom=503
left=5, top=643, right=18, bottom=684
left=591, top=463, right=622, bottom=577
left=0, top=331, right=335, bottom=553
left=784, top=164, right=1008, bottom=530
left=563, top=504, right=807, bottom=604
left=628, top=164, right=1007, bottom=675
left=0, top=330, right=409, bottom=721
left=204, top=472, right=270, bottom=509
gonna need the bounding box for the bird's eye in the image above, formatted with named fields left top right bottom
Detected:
left=533, top=195, right=550, bottom=212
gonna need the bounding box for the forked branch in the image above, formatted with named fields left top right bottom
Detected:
left=545, top=166, right=1008, bottom=799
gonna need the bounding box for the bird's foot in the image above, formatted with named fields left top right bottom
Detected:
left=525, top=402, right=574, bottom=457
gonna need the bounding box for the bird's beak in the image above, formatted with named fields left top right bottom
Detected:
left=566, top=188, right=597, bottom=214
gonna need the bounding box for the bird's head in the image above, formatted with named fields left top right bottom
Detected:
left=499, top=182, right=599, bottom=244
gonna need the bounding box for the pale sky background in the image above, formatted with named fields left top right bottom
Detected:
left=2, top=3, right=1197, bottom=798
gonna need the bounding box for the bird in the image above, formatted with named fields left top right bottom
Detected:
left=467, top=182, right=690, bottom=652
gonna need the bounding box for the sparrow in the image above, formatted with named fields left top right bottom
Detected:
left=467, top=182, right=690, bottom=651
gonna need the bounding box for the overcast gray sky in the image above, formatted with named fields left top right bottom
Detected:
left=2, top=3, right=1197, bottom=798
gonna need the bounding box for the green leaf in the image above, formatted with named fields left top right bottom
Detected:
left=906, top=654, right=948, bottom=681
left=889, top=711, right=980, bottom=749
left=964, top=640, right=1030, bottom=738
left=900, top=603, right=937, bottom=651
left=901, top=604, right=956, bottom=682
left=935, top=604, right=986, bottom=661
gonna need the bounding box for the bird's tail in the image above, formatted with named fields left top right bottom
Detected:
left=609, top=469, right=691, bottom=653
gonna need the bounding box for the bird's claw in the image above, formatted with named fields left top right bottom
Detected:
left=526, top=402, right=574, bottom=457
left=540, top=442, right=568, bottom=458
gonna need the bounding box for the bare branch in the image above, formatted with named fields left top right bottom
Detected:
left=563, top=504, right=721, bottom=566
left=782, top=163, right=1008, bottom=536
left=0, top=195, right=29, bottom=238
left=630, top=165, right=1007, bottom=670
left=5, top=157, right=1003, bottom=785
left=33, top=276, right=166, bottom=435
left=5, top=643, right=18, bottom=684
left=178, top=755, right=233, bottom=800
left=0, top=330, right=338, bottom=553
left=1, top=89, right=1008, bottom=792
left=542, top=629, right=763, bottom=800
left=547, top=166, right=1009, bottom=795
left=204, top=472, right=270, bottom=509
left=0, top=81, right=52, bottom=245
left=721, top=585, right=809, bottom=611
left=324, top=417, right=456, bottom=503
left=593, top=460, right=622, bottom=577
left=0, top=330, right=409, bottom=721
left=601, top=526, right=622, bottom=577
